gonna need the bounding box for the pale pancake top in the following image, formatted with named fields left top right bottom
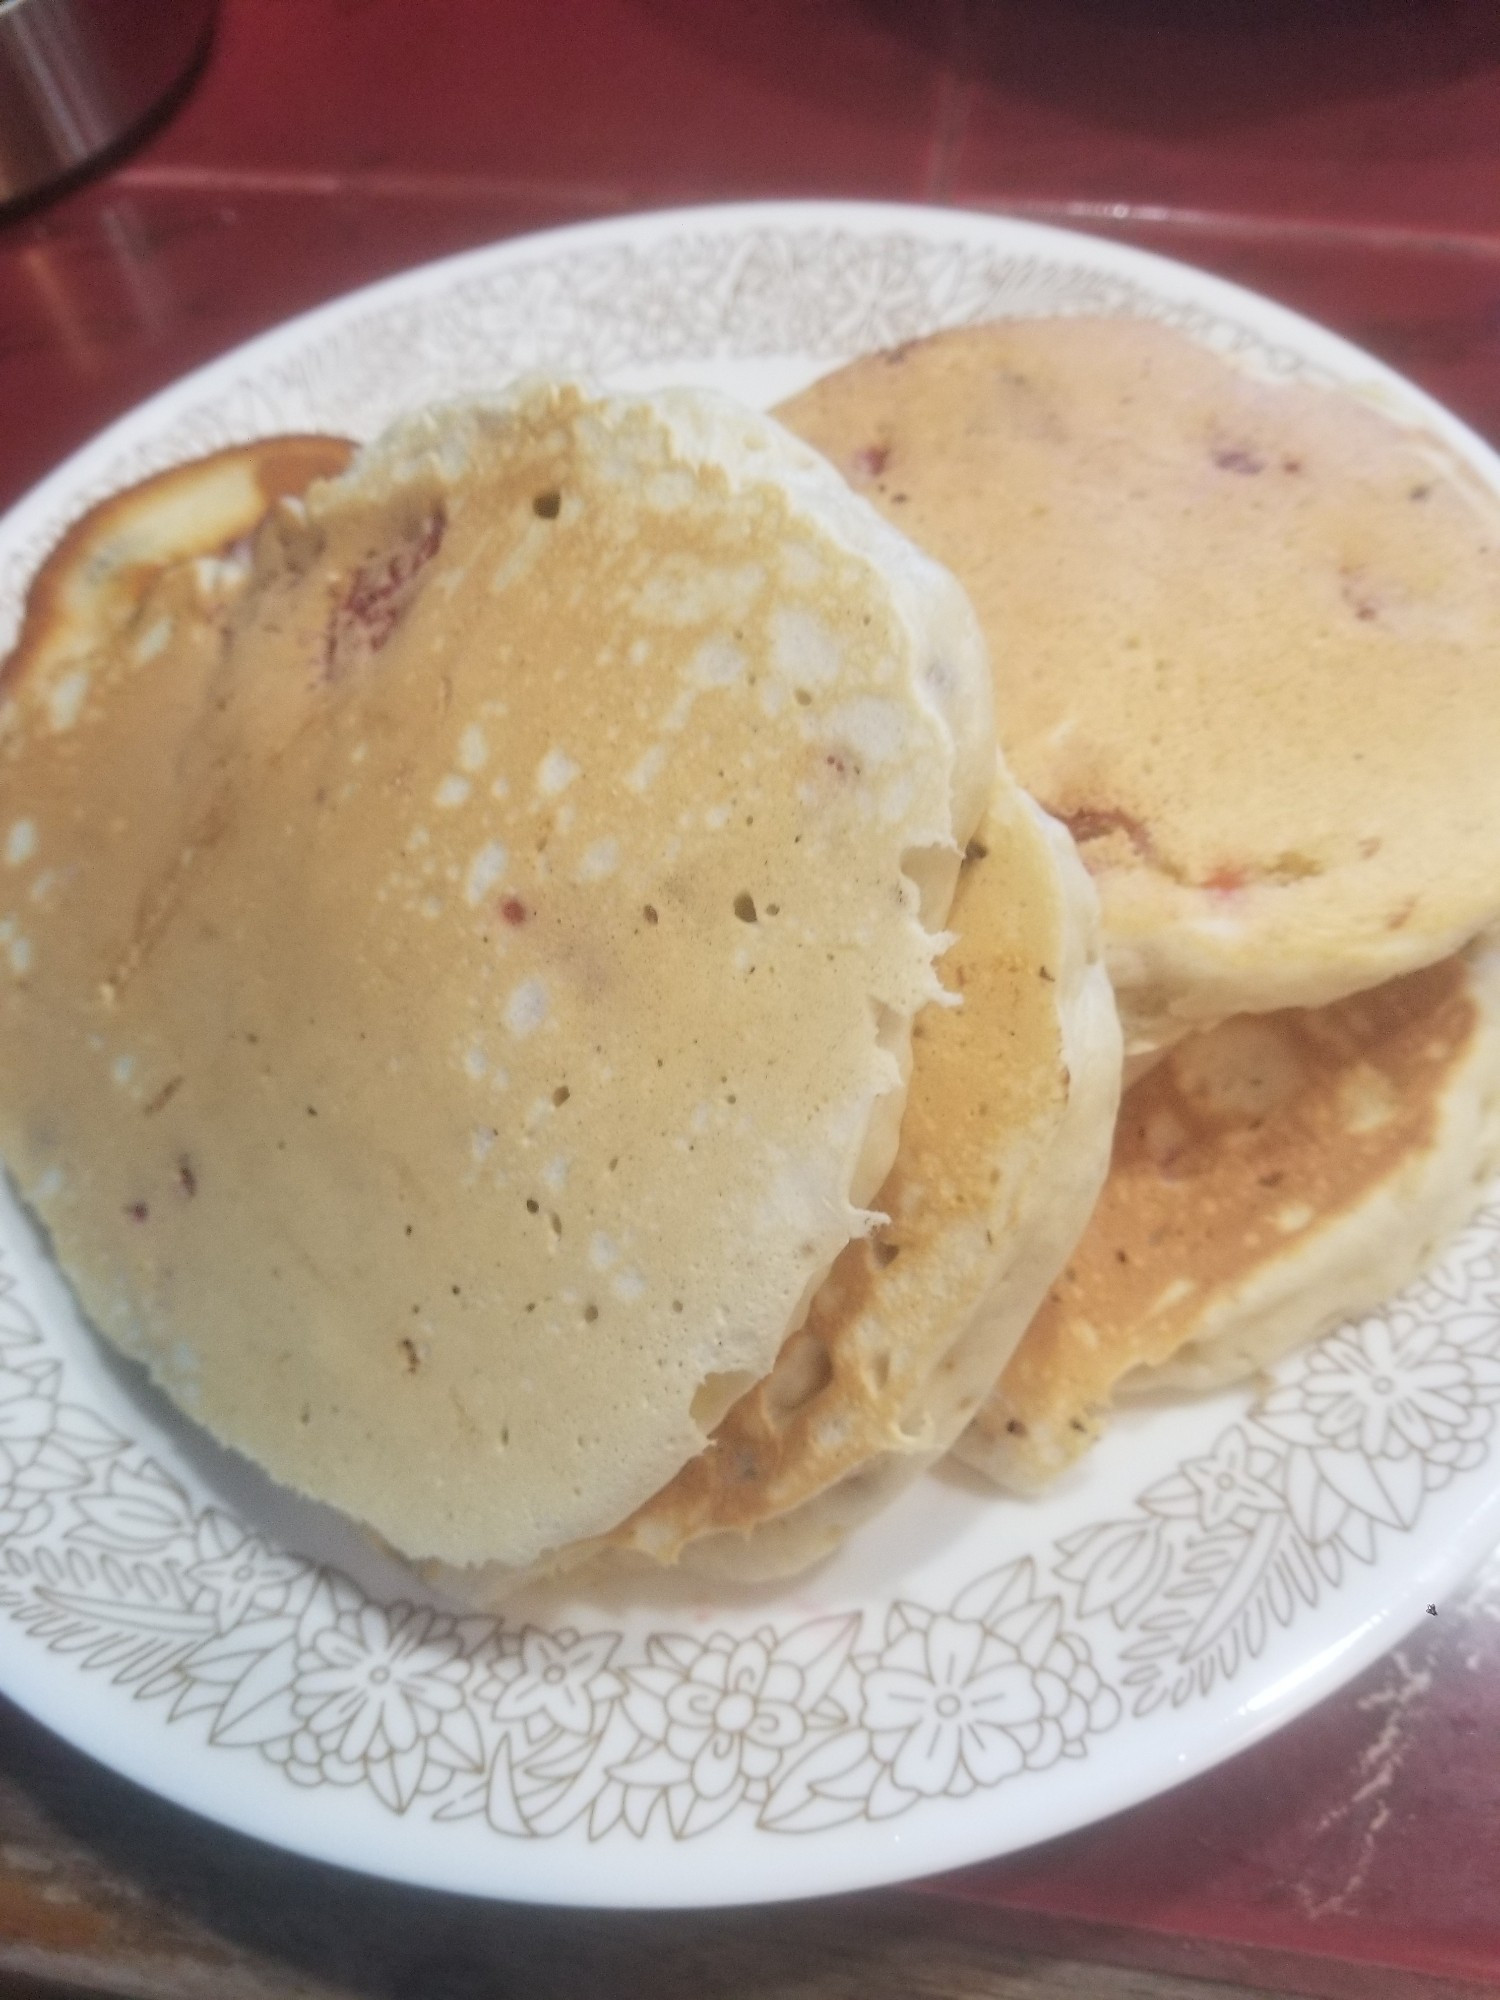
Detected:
left=573, top=783, right=1119, bottom=1578
left=959, top=949, right=1500, bottom=1490
left=0, top=382, right=994, bottom=1569
left=777, top=318, right=1500, bottom=1051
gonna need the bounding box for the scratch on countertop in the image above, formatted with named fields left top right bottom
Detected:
left=1293, top=1645, right=1432, bottom=1921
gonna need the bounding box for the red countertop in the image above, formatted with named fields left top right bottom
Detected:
left=927, top=1544, right=1500, bottom=2000
left=1, top=6, right=1498, bottom=1995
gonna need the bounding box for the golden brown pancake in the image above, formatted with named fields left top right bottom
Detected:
left=777, top=318, right=1500, bottom=1058
left=0, top=382, right=1005, bottom=1574
left=0, top=436, right=355, bottom=701
left=956, top=945, right=1500, bottom=1491
left=440, top=779, right=1120, bottom=1590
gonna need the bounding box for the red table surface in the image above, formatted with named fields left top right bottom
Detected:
left=1, top=5, right=1499, bottom=1996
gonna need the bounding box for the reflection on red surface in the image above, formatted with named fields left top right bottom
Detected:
left=954, top=0, right=1500, bottom=234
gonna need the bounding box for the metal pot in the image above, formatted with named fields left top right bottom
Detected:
left=0, top=0, right=216, bottom=207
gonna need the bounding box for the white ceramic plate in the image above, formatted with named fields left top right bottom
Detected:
left=2, top=200, right=1499, bottom=1910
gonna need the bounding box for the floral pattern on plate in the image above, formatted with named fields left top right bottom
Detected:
left=1, top=1201, right=1495, bottom=1839
left=1056, top=1230, right=1500, bottom=1713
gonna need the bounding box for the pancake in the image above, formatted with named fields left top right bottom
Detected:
left=440, top=781, right=1120, bottom=1593
left=776, top=318, right=1500, bottom=1058
left=0, top=381, right=997, bottom=1573
left=956, top=944, right=1500, bottom=1492
left=0, top=436, right=357, bottom=695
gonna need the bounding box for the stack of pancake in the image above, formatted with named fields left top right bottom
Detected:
left=0, top=379, right=1118, bottom=1590
left=778, top=317, right=1500, bottom=1490
left=4, top=306, right=1499, bottom=1589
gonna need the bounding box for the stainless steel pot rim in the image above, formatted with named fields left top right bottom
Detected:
left=0, top=0, right=216, bottom=207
